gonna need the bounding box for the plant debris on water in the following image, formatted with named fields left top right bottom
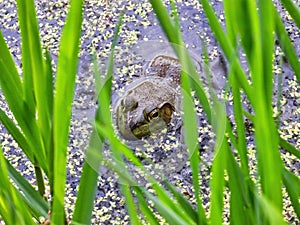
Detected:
left=0, top=0, right=299, bottom=224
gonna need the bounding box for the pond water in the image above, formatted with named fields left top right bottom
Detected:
left=0, top=0, right=299, bottom=224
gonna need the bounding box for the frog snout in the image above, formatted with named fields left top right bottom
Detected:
left=129, top=114, right=147, bottom=131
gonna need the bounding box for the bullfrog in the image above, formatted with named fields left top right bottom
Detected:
left=114, top=53, right=227, bottom=141
left=114, top=55, right=181, bottom=140
left=112, top=51, right=227, bottom=180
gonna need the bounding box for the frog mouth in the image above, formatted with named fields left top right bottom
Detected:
left=130, top=103, right=175, bottom=139
left=131, top=119, right=168, bottom=139
left=131, top=123, right=151, bottom=139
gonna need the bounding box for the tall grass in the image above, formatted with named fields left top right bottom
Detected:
left=91, top=0, right=300, bottom=224
left=0, top=0, right=84, bottom=224
left=0, top=0, right=299, bottom=224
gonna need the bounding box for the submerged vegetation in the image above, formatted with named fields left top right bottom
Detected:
left=0, top=0, right=299, bottom=224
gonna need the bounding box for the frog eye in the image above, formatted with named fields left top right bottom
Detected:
left=146, top=108, right=159, bottom=121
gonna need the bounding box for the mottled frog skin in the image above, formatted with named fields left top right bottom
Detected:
left=115, top=55, right=181, bottom=140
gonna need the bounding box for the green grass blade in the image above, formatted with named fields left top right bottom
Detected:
left=96, top=124, right=142, bottom=166
left=279, top=137, right=300, bottom=158
left=209, top=139, right=226, bottom=224
left=223, top=0, right=238, bottom=46
left=51, top=0, right=83, bottom=223
left=0, top=29, right=48, bottom=174
left=44, top=49, right=54, bottom=153
left=72, top=12, right=123, bottom=224
left=94, top=10, right=124, bottom=122
left=245, top=112, right=300, bottom=160
left=0, top=107, right=48, bottom=214
left=0, top=109, right=33, bottom=161
left=148, top=0, right=178, bottom=44
left=230, top=76, right=249, bottom=175
left=227, top=148, right=253, bottom=224
left=282, top=168, right=300, bottom=218
left=181, top=71, right=207, bottom=223
left=257, top=194, right=288, bottom=225
left=15, top=2, right=52, bottom=184
left=200, top=0, right=253, bottom=100
left=6, top=159, right=49, bottom=218
left=0, top=31, right=27, bottom=132
left=0, top=31, right=23, bottom=103
left=94, top=127, right=143, bottom=225
left=44, top=49, right=55, bottom=191
left=280, top=0, right=300, bottom=30
left=16, top=0, right=50, bottom=150
left=96, top=98, right=197, bottom=224
left=72, top=129, right=103, bottom=224
left=72, top=65, right=104, bottom=224
left=144, top=191, right=195, bottom=225
left=121, top=185, right=141, bottom=224
left=97, top=115, right=198, bottom=225
left=150, top=182, right=197, bottom=225
left=237, top=0, right=283, bottom=213
left=164, top=181, right=198, bottom=223
left=258, top=0, right=276, bottom=106
left=16, top=0, right=36, bottom=109
left=232, top=0, right=257, bottom=61
left=134, top=187, right=161, bottom=225
left=1, top=3, right=48, bottom=174
left=149, top=2, right=209, bottom=222
left=0, top=146, right=36, bottom=225
left=274, top=4, right=300, bottom=84
left=202, top=44, right=230, bottom=224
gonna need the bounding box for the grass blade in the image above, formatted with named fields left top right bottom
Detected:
left=134, top=187, right=161, bottom=225
left=15, top=2, right=50, bottom=189
left=0, top=31, right=23, bottom=106
left=209, top=135, right=226, bottom=224
left=2, top=0, right=50, bottom=175
left=247, top=0, right=283, bottom=212
left=200, top=0, right=253, bottom=99
left=121, top=185, right=141, bottom=224
left=230, top=75, right=249, bottom=175
left=16, top=0, right=50, bottom=154
left=51, top=0, right=84, bottom=223
left=164, top=181, right=198, bottom=223
left=274, top=4, right=300, bottom=84
left=150, top=181, right=197, bottom=225
left=282, top=168, right=300, bottom=218
left=279, top=137, right=300, bottom=158
left=280, top=0, right=300, bottom=30
left=147, top=0, right=178, bottom=44
left=144, top=191, right=195, bottom=225
left=71, top=129, right=103, bottom=224
left=44, top=48, right=54, bottom=154
left=227, top=148, right=253, bottom=224
left=257, top=194, right=288, bottom=225
left=72, top=11, right=123, bottom=224
left=0, top=109, right=33, bottom=161
left=6, top=159, right=49, bottom=218
left=148, top=1, right=209, bottom=222
left=0, top=15, right=48, bottom=173
left=0, top=146, right=36, bottom=225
